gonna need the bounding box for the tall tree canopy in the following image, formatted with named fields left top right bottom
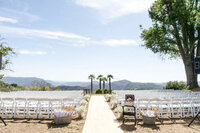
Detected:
left=141, top=0, right=200, bottom=88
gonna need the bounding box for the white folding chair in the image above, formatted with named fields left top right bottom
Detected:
left=1, top=98, right=14, bottom=118
left=170, top=99, right=182, bottom=118
left=148, top=99, right=161, bottom=117
left=159, top=99, right=171, bottom=118
left=192, top=98, right=200, bottom=117
left=14, top=98, right=27, bottom=118
left=38, top=98, right=50, bottom=119
left=136, top=99, right=149, bottom=119
left=50, top=98, right=62, bottom=119
left=181, top=98, right=193, bottom=117
left=62, top=98, right=74, bottom=107
left=26, top=98, right=39, bottom=119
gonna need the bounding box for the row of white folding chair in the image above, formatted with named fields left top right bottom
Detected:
left=135, top=98, right=200, bottom=119
left=0, top=98, right=75, bottom=119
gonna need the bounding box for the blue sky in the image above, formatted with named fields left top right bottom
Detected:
left=0, top=0, right=192, bottom=82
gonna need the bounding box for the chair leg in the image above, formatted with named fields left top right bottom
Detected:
left=0, top=117, right=6, bottom=126
left=135, top=114, right=137, bottom=125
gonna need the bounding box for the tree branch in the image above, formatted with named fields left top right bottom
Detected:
left=172, top=23, right=186, bottom=60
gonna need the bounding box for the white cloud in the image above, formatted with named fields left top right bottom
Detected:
left=88, top=39, right=139, bottom=47
left=18, top=50, right=47, bottom=55
left=74, top=0, right=155, bottom=20
left=0, top=25, right=90, bottom=40
left=0, top=16, right=18, bottom=23
left=0, top=7, right=39, bottom=22
left=103, top=39, right=138, bottom=46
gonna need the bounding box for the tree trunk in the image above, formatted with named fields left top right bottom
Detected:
left=184, top=59, right=198, bottom=88
left=109, top=78, right=111, bottom=93
left=103, top=81, right=105, bottom=89
left=99, top=79, right=101, bottom=89
left=91, top=78, right=93, bottom=94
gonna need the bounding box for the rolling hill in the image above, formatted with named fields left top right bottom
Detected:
left=2, top=77, right=164, bottom=90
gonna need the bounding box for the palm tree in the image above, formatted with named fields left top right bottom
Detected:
left=101, top=77, right=107, bottom=89
left=107, top=74, right=114, bottom=93
left=97, top=75, right=103, bottom=89
left=88, top=74, right=95, bottom=93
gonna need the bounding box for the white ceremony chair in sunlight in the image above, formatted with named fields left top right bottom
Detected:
left=62, top=98, right=74, bottom=107
left=50, top=98, right=62, bottom=119
left=192, top=98, right=200, bottom=116
left=159, top=99, right=171, bottom=118
left=170, top=99, right=182, bottom=118
left=148, top=99, right=162, bottom=117
left=38, top=98, right=51, bottom=119
left=14, top=98, right=27, bottom=118
left=136, top=99, right=149, bottom=118
left=1, top=98, right=15, bottom=118
left=181, top=98, right=193, bottom=117
left=26, top=98, right=39, bottom=119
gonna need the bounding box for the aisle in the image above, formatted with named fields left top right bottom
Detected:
left=82, top=95, right=123, bottom=133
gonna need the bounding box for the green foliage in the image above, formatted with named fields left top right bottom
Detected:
left=95, top=89, right=103, bottom=94
left=164, top=81, right=186, bottom=90
left=88, top=74, right=95, bottom=79
left=11, top=83, right=18, bottom=87
left=0, top=81, right=14, bottom=92
left=102, top=88, right=109, bottom=94
left=107, top=74, right=114, bottom=79
left=0, top=41, right=15, bottom=70
left=95, top=88, right=110, bottom=94
left=0, top=81, right=61, bottom=92
left=141, top=0, right=200, bottom=88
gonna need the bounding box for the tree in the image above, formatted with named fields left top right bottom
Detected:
left=101, top=77, right=107, bottom=89
left=88, top=74, right=95, bottom=93
left=141, top=0, right=200, bottom=89
left=107, top=74, right=114, bottom=93
left=0, top=39, right=14, bottom=71
left=97, top=75, right=103, bottom=89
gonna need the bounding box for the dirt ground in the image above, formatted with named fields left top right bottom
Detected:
left=120, top=119, right=200, bottom=133
left=107, top=98, right=200, bottom=133
left=0, top=119, right=85, bottom=133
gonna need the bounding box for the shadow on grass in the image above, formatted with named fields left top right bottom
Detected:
left=47, top=122, right=70, bottom=129
left=4, top=119, right=51, bottom=124
left=119, top=123, right=137, bottom=132
left=140, top=124, right=160, bottom=131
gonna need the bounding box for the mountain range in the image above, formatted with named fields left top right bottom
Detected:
left=2, top=77, right=164, bottom=90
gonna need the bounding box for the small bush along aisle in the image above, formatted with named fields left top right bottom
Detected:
left=95, top=88, right=111, bottom=94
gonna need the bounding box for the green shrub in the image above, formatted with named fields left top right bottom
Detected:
left=11, top=83, right=18, bottom=87
left=102, top=88, right=109, bottom=94
left=95, top=89, right=103, bottom=94
left=164, top=81, right=186, bottom=90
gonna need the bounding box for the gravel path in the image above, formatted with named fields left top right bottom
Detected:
left=82, top=95, right=123, bottom=133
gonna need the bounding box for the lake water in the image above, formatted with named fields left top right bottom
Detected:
left=0, top=91, right=83, bottom=99
left=0, top=90, right=200, bottom=100
left=114, top=89, right=200, bottom=100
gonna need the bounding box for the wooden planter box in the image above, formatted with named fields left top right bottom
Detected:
left=54, top=116, right=71, bottom=125
left=143, top=116, right=156, bottom=125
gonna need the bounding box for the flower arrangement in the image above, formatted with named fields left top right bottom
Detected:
left=105, top=94, right=112, bottom=102
left=83, top=95, right=90, bottom=102
left=80, top=99, right=88, bottom=106
left=111, top=100, right=117, bottom=109
left=141, top=107, right=158, bottom=125
left=75, top=105, right=86, bottom=119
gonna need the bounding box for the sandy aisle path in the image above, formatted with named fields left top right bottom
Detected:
left=82, top=95, right=123, bottom=133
